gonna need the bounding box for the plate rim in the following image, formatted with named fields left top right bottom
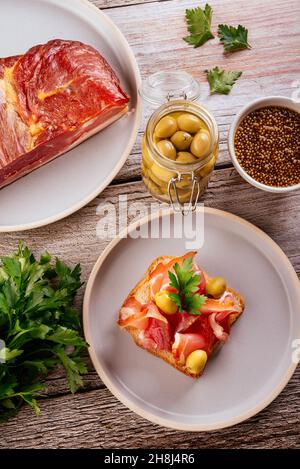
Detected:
left=0, top=0, right=141, bottom=232
left=83, top=206, right=300, bottom=431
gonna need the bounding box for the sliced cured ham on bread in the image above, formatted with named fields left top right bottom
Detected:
left=118, top=253, right=245, bottom=378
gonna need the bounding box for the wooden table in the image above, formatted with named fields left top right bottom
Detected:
left=1, top=0, right=300, bottom=449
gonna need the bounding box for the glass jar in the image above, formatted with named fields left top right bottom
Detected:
left=140, top=72, right=219, bottom=213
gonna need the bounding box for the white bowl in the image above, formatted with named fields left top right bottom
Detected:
left=228, top=96, right=300, bottom=193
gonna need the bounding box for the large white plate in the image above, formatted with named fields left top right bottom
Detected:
left=83, top=207, right=300, bottom=431
left=0, top=0, right=141, bottom=232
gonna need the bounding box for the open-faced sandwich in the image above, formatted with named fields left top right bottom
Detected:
left=118, top=252, right=245, bottom=377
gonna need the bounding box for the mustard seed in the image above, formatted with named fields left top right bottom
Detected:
left=234, top=106, right=300, bottom=187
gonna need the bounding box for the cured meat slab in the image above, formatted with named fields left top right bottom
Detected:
left=0, top=39, right=130, bottom=189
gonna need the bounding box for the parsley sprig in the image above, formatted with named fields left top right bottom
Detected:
left=218, top=24, right=251, bottom=52
left=205, top=67, right=242, bottom=95
left=183, top=4, right=214, bottom=48
left=168, top=257, right=206, bottom=316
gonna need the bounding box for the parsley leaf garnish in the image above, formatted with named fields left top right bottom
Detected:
left=0, top=242, right=87, bottom=422
left=205, top=67, right=242, bottom=95
left=218, top=24, right=251, bottom=52
left=183, top=4, right=214, bottom=48
left=168, top=257, right=206, bottom=316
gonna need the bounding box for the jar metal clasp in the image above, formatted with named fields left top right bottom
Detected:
left=166, top=91, right=187, bottom=102
left=168, top=172, right=200, bottom=216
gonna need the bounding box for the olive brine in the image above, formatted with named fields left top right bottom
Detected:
left=142, top=110, right=217, bottom=204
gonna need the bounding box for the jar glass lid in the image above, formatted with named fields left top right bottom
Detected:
left=140, top=71, right=201, bottom=107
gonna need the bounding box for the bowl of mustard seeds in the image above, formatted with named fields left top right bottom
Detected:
left=228, top=96, right=300, bottom=193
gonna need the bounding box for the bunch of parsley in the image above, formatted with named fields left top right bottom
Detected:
left=0, top=242, right=87, bottom=422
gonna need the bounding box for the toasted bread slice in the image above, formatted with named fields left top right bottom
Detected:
left=118, top=255, right=245, bottom=378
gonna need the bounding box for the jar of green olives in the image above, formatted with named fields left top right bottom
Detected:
left=140, top=71, right=219, bottom=213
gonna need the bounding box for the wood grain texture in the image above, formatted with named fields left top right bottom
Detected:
left=105, top=0, right=300, bottom=181
left=92, top=0, right=164, bottom=9
left=1, top=370, right=300, bottom=449
left=1, top=172, right=299, bottom=278
left=0, top=0, right=300, bottom=449
left=1, top=171, right=299, bottom=448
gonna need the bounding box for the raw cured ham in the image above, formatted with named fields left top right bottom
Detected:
left=0, top=39, right=129, bottom=189
left=118, top=253, right=245, bottom=378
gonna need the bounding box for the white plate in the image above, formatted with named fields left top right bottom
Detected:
left=0, top=0, right=141, bottom=232
left=83, top=207, right=300, bottom=431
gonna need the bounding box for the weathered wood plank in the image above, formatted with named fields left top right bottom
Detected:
left=1, top=0, right=300, bottom=449
left=1, top=366, right=299, bottom=448
left=111, top=114, right=237, bottom=183
left=104, top=0, right=300, bottom=181
left=42, top=358, right=103, bottom=397
left=107, top=0, right=300, bottom=88
left=1, top=169, right=299, bottom=277
left=91, top=0, right=163, bottom=10
left=0, top=172, right=300, bottom=447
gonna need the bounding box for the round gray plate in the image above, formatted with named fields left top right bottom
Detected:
left=0, top=0, right=140, bottom=231
left=83, top=207, right=300, bottom=431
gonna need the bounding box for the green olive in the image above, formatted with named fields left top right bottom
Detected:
left=169, top=111, right=183, bottom=120
left=153, top=133, right=162, bottom=145
left=177, top=113, right=202, bottom=134
left=176, top=151, right=198, bottom=163
left=144, top=176, right=163, bottom=195
left=171, top=131, right=193, bottom=150
left=176, top=175, right=191, bottom=188
left=149, top=170, right=168, bottom=189
left=179, top=193, right=191, bottom=203
left=206, top=277, right=227, bottom=298
left=178, top=191, right=192, bottom=203
left=180, top=185, right=202, bottom=202
left=169, top=184, right=199, bottom=202
left=190, top=130, right=211, bottom=159
left=156, top=140, right=177, bottom=160
left=186, top=349, right=207, bottom=375
left=155, top=291, right=178, bottom=314
left=150, top=162, right=176, bottom=184
left=168, top=186, right=190, bottom=202
left=199, top=155, right=215, bottom=177
left=141, top=164, right=148, bottom=178
left=142, top=138, right=153, bottom=169
left=154, top=115, right=178, bottom=139
left=159, top=184, right=170, bottom=196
